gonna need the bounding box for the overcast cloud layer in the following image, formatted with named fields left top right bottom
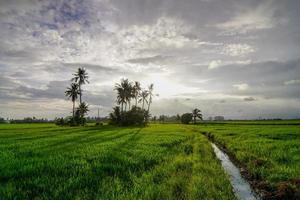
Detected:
left=0, top=0, right=300, bottom=119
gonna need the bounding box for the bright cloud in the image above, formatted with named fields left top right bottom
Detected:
left=208, top=60, right=222, bottom=69
left=284, top=79, right=300, bottom=85
left=233, top=83, right=249, bottom=91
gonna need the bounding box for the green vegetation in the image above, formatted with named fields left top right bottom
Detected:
left=192, top=120, right=300, bottom=198
left=110, top=79, right=155, bottom=126
left=181, top=113, right=193, bottom=124
left=63, top=67, right=90, bottom=126
left=0, top=124, right=235, bottom=200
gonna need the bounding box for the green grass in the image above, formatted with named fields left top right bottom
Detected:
left=192, top=121, right=300, bottom=187
left=0, top=124, right=235, bottom=200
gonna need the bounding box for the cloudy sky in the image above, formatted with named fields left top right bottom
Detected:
left=0, top=0, right=300, bottom=119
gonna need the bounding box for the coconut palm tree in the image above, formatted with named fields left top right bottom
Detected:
left=126, top=82, right=134, bottom=110
left=147, top=83, right=154, bottom=113
left=115, top=80, right=127, bottom=112
left=65, top=83, right=80, bottom=119
left=115, top=79, right=133, bottom=112
left=139, top=90, right=149, bottom=110
left=115, top=86, right=126, bottom=112
left=133, top=81, right=141, bottom=107
left=192, top=108, right=202, bottom=124
left=77, top=102, right=89, bottom=125
left=72, top=67, right=89, bottom=104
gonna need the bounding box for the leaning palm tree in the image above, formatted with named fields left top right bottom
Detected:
left=192, top=108, right=202, bottom=124
left=65, top=83, right=80, bottom=119
left=139, top=90, right=149, bottom=110
left=72, top=67, right=89, bottom=104
left=133, top=81, right=141, bottom=107
left=147, top=83, right=154, bottom=113
left=77, top=102, right=89, bottom=125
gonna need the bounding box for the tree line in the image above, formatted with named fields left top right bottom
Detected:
left=151, top=108, right=202, bottom=124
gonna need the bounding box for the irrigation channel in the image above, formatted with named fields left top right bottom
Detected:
left=211, top=143, right=260, bottom=200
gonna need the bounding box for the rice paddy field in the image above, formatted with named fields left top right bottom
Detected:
left=0, top=124, right=235, bottom=200
left=0, top=121, right=299, bottom=199
left=191, top=120, right=300, bottom=198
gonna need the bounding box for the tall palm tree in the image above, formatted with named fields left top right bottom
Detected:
left=115, top=86, right=126, bottom=112
left=115, top=79, right=133, bottom=112
left=139, top=90, right=149, bottom=110
left=72, top=67, right=89, bottom=104
left=77, top=102, right=89, bottom=125
left=133, top=81, right=141, bottom=107
left=192, top=108, right=202, bottom=124
left=115, top=79, right=127, bottom=112
left=65, top=83, right=80, bottom=119
left=126, top=82, right=134, bottom=110
left=147, top=83, right=154, bottom=113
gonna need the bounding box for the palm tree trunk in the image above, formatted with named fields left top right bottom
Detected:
left=147, top=96, right=152, bottom=113
left=128, top=101, right=131, bottom=110
left=142, top=99, right=145, bottom=110
left=79, top=84, right=82, bottom=104
left=72, top=101, right=75, bottom=118
left=135, top=98, right=137, bottom=107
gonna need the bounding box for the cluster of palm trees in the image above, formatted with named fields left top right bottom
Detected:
left=114, top=79, right=155, bottom=114
left=65, top=68, right=89, bottom=125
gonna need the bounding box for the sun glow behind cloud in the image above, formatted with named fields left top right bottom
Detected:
left=141, top=73, right=200, bottom=99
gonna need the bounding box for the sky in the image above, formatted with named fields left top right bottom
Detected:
left=0, top=0, right=300, bottom=119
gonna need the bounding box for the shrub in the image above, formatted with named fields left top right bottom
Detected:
left=109, top=106, right=149, bottom=126
left=55, top=118, right=65, bottom=126
left=181, top=113, right=193, bottom=124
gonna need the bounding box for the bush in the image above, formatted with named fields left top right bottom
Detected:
left=95, top=122, right=104, bottom=126
left=55, top=117, right=65, bottom=126
left=181, top=113, right=193, bottom=124
left=109, top=106, right=149, bottom=126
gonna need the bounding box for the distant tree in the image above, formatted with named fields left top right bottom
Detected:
left=55, top=117, right=65, bottom=126
left=139, top=90, right=149, bottom=110
left=109, top=106, right=122, bottom=124
left=77, top=102, right=89, bottom=125
left=0, top=117, right=6, bottom=124
left=133, top=81, right=141, bottom=107
left=115, top=85, right=126, bottom=113
left=152, top=116, right=157, bottom=123
left=181, top=113, right=193, bottom=124
left=72, top=67, right=89, bottom=104
left=147, top=83, right=154, bottom=113
left=109, top=106, right=147, bottom=126
left=192, top=108, right=203, bottom=124
left=65, top=83, right=80, bottom=119
left=115, top=79, right=133, bottom=112
left=159, top=115, right=165, bottom=123
left=176, top=114, right=181, bottom=121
